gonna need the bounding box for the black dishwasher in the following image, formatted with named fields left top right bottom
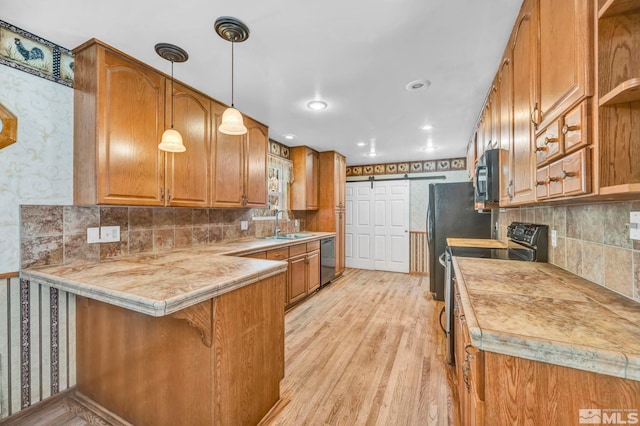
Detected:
left=320, top=237, right=335, bottom=287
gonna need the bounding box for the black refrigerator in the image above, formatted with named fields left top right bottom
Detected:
left=427, top=181, right=491, bottom=301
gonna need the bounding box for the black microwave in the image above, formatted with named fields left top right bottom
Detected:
left=475, top=149, right=500, bottom=203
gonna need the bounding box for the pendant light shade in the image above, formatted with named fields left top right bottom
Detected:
left=219, top=107, right=247, bottom=135
left=159, top=128, right=186, bottom=152
left=155, top=43, right=189, bottom=152
left=215, top=16, right=250, bottom=136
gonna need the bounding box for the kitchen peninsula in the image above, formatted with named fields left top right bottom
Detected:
left=20, top=234, right=332, bottom=426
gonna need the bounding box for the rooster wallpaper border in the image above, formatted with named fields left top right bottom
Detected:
left=0, top=20, right=74, bottom=87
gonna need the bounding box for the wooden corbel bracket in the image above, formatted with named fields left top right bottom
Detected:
left=0, top=102, right=18, bottom=150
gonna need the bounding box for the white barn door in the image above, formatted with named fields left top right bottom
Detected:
left=346, top=180, right=410, bottom=273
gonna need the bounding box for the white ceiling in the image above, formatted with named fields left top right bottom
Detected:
left=3, top=0, right=522, bottom=166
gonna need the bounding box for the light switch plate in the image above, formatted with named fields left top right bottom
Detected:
left=630, top=212, right=640, bottom=240
left=551, top=229, right=557, bottom=247
left=240, top=220, right=248, bottom=231
left=87, top=227, right=101, bottom=243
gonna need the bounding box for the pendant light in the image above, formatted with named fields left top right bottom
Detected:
left=156, top=43, right=189, bottom=152
left=215, top=16, right=250, bottom=136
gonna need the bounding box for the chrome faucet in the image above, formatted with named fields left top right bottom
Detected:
left=274, top=210, right=284, bottom=237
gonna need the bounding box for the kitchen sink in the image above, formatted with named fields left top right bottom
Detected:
left=264, top=233, right=312, bottom=240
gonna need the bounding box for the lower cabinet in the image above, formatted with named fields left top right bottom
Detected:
left=245, top=240, right=320, bottom=311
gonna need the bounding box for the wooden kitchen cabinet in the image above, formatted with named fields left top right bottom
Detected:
left=454, top=284, right=484, bottom=426
left=211, top=103, right=268, bottom=208
left=165, top=81, right=211, bottom=207
left=287, top=241, right=321, bottom=309
left=307, top=151, right=346, bottom=278
left=498, top=56, right=513, bottom=206
left=290, top=146, right=319, bottom=210
left=74, top=40, right=166, bottom=206
left=536, top=0, right=593, bottom=129
left=74, top=39, right=263, bottom=209
left=508, top=0, right=537, bottom=205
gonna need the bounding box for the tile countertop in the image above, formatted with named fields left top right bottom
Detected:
left=453, top=257, right=640, bottom=381
left=20, top=232, right=335, bottom=317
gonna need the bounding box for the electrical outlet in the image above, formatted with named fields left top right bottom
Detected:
left=630, top=212, right=640, bottom=240
left=551, top=229, right=557, bottom=247
left=294, top=219, right=299, bottom=227
left=240, top=220, right=248, bottom=231
left=87, top=227, right=101, bottom=243
left=101, top=226, right=120, bottom=242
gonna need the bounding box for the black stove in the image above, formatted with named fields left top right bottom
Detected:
left=447, top=222, right=549, bottom=262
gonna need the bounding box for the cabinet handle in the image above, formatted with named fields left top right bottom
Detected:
left=535, top=180, right=547, bottom=187
left=547, top=176, right=560, bottom=183
left=562, top=124, right=579, bottom=135
left=464, top=344, right=476, bottom=360
left=167, top=188, right=171, bottom=202
left=544, top=136, right=559, bottom=145
left=534, top=146, right=547, bottom=153
left=161, top=188, right=165, bottom=201
left=530, top=103, right=539, bottom=129
left=462, top=359, right=471, bottom=392
left=561, top=170, right=576, bottom=179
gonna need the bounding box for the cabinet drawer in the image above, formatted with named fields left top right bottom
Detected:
left=548, top=161, right=564, bottom=197
left=244, top=251, right=266, bottom=259
left=560, top=148, right=590, bottom=196
left=563, top=100, right=588, bottom=153
left=536, top=167, right=549, bottom=199
left=546, top=148, right=590, bottom=197
left=289, top=243, right=307, bottom=257
left=267, top=248, right=289, bottom=260
left=535, top=120, right=562, bottom=165
left=306, top=240, right=320, bottom=252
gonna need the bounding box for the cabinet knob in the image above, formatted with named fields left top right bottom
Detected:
left=562, top=124, right=579, bottom=135
left=161, top=188, right=165, bottom=201
left=547, top=176, right=560, bottom=183
left=167, top=188, right=171, bottom=202
left=535, top=180, right=547, bottom=187
left=544, top=136, right=559, bottom=145
left=534, top=146, right=547, bottom=152
left=561, top=170, right=575, bottom=179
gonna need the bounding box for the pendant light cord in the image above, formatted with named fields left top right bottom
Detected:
left=231, top=39, right=235, bottom=107
left=170, top=60, right=175, bottom=129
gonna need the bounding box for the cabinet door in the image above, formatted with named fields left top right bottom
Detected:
left=538, top=0, right=592, bottom=127
left=498, top=56, right=513, bottom=205
left=306, top=149, right=319, bottom=209
left=211, top=102, right=244, bottom=207
left=335, top=154, right=346, bottom=209
left=288, top=254, right=307, bottom=305
left=244, top=117, right=268, bottom=207
left=510, top=0, right=537, bottom=205
left=335, top=210, right=346, bottom=277
left=99, top=50, right=165, bottom=205
left=307, top=249, right=320, bottom=293
left=166, top=83, right=211, bottom=207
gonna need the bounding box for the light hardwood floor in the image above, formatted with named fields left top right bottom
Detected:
left=2, top=268, right=458, bottom=425
left=261, top=268, right=459, bottom=426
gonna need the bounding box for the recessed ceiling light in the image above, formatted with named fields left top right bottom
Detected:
left=357, top=142, right=366, bottom=146
left=366, top=152, right=377, bottom=157
left=307, top=100, right=328, bottom=111
left=422, top=125, right=433, bottom=130
left=406, top=79, right=431, bottom=92
left=283, top=134, right=296, bottom=140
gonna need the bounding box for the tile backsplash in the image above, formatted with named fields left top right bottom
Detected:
left=498, top=201, right=640, bottom=303
left=20, top=205, right=305, bottom=269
